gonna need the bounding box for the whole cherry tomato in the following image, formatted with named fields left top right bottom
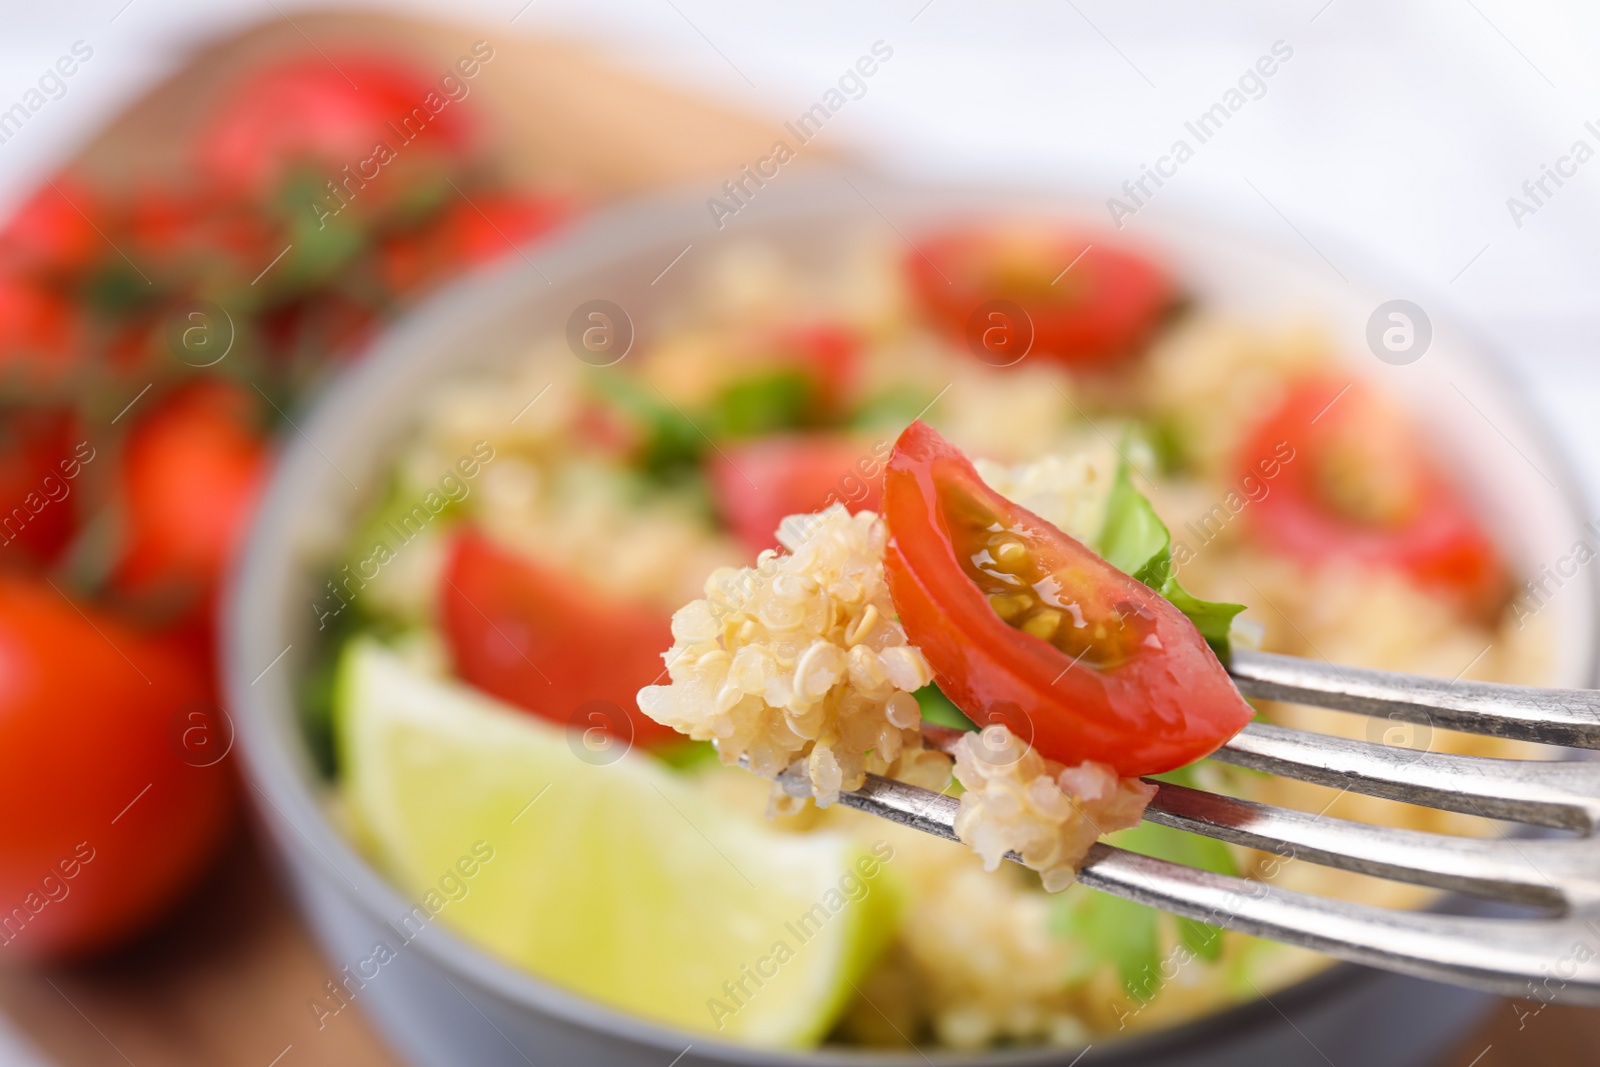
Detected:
left=110, top=380, right=269, bottom=615
left=195, top=53, right=477, bottom=204
left=0, top=177, right=102, bottom=278
left=0, top=408, right=83, bottom=565
left=0, top=574, right=236, bottom=961
left=0, top=276, right=80, bottom=387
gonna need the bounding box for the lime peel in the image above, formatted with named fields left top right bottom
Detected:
left=334, top=639, right=902, bottom=1046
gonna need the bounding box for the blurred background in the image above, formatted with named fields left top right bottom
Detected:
left=1, top=1, right=1598, bottom=1064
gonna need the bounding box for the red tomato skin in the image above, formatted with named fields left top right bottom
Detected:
left=0, top=408, right=81, bottom=564
left=436, top=191, right=568, bottom=268
left=0, top=177, right=102, bottom=277
left=125, top=186, right=197, bottom=265
left=906, top=229, right=1175, bottom=369
left=0, top=576, right=235, bottom=961
left=779, top=322, right=860, bottom=413
left=379, top=192, right=569, bottom=295
left=111, top=381, right=269, bottom=609
left=1237, top=378, right=1508, bottom=616
left=0, top=277, right=81, bottom=385
left=883, top=421, right=1253, bottom=775
left=196, top=53, right=476, bottom=200
left=711, top=433, right=888, bottom=555
left=440, top=528, right=680, bottom=749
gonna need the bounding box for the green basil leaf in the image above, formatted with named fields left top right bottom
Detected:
left=709, top=368, right=815, bottom=438
left=1106, top=816, right=1237, bottom=963
left=1094, top=459, right=1245, bottom=659
left=913, top=683, right=978, bottom=731
left=586, top=371, right=705, bottom=478
left=1165, top=580, right=1247, bottom=659
left=1097, top=459, right=1175, bottom=588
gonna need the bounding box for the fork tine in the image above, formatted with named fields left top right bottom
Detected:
left=820, top=764, right=1600, bottom=1002
left=833, top=770, right=963, bottom=842
left=1145, top=781, right=1572, bottom=908
left=1077, top=844, right=1600, bottom=1004
left=1215, top=722, right=1600, bottom=832
left=1229, top=648, right=1600, bottom=749
left=918, top=719, right=1600, bottom=833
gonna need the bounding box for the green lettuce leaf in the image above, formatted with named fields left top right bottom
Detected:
left=1052, top=888, right=1162, bottom=995
left=1051, top=806, right=1239, bottom=989
left=1094, top=458, right=1245, bottom=660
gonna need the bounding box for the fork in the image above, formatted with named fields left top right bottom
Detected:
left=772, top=648, right=1600, bottom=1004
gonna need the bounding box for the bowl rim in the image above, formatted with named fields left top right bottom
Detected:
left=223, top=165, right=1600, bottom=1066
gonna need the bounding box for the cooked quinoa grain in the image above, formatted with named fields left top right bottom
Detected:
left=953, top=725, right=1155, bottom=892
left=637, top=504, right=938, bottom=807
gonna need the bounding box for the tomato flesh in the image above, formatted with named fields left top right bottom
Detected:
left=1237, top=378, right=1508, bottom=616
left=883, top=421, right=1252, bottom=775
left=940, top=479, right=1158, bottom=670
left=906, top=228, right=1175, bottom=369
left=440, top=527, right=679, bottom=748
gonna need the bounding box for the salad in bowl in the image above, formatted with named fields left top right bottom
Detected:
left=229, top=176, right=1593, bottom=1065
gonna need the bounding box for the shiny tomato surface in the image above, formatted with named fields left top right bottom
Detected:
left=440, top=527, right=680, bottom=749
left=883, top=421, right=1252, bottom=775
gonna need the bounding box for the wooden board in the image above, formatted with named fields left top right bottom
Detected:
left=1, top=9, right=1592, bottom=1066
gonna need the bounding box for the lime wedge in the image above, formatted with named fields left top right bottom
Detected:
left=334, top=640, right=901, bottom=1047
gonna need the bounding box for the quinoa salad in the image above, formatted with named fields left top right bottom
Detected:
left=311, top=224, right=1553, bottom=1052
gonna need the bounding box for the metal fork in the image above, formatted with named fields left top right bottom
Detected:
left=778, top=648, right=1600, bottom=1004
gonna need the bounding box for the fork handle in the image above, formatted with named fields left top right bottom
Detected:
left=1229, top=649, right=1600, bottom=749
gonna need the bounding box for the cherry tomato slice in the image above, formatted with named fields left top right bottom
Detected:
left=707, top=322, right=863, bottom=434
left=440, top=527, right=679, bottom=749
left=883, top=421, right=1253, bottom=775
left=709, top=433, right=889, bottom=555
left=1237, top=378, right=1508, bottom=617
left=906, top=227, right=1176, bottom=369
left=777, top=322, right=860, bottom=415
left=0, top=574, right=236, bottom=961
